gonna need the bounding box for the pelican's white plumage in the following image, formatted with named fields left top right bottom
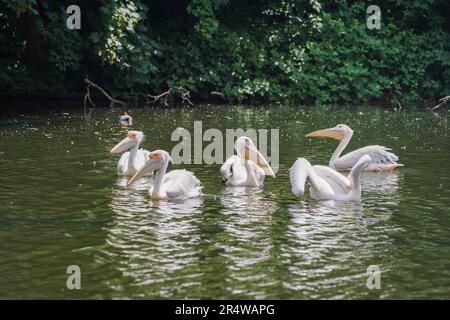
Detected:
left=110, top=131, right=150, bottom=176
left=151, top=170, right=202, bottom=200
left=220, top=155, right=247, bottom=185
left=119, top=112, right=133, bottom=126
left=332, top=145, right=400, bottom=171
left=220, top=136, right=275, bottom=187
left=289, top=155, right=371, bottom=201
left=128, top=150, right=202, bottom=200
left=306, top=124, right=403, bottom=171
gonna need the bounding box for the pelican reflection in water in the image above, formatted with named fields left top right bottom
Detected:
left=215, top=187, right=278, bottom=298
left=107, top=183, right=204, bottom=295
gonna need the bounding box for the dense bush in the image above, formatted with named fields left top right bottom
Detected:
left=0, top=0, right=449, bottom=107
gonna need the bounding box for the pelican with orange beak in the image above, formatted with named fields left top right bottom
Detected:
left=127, top=150, right=202, bottom=200
left=306, top=124, right=403, bottom=172
left=220, top=136, right=276, bottom=187
left=110, top=131, right=150, bottom=176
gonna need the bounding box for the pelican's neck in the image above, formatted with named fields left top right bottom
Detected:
left=244, top=160, right=258, bottom=186
left=151, top=160, right=169, bottom=199
left=330, top=131, right=353, bottom=168
left=348, top=158, right=366, bottom=193
left=290, top=158, right=311, bottom=196
left=128, top=142, right=140, bottom=171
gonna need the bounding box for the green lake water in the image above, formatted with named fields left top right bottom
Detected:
left=0, top=106, right=449, bottom=299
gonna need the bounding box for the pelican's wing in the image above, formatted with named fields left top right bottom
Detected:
left=117, top=152, right=130, bottom=175
left=220, top=155, right=246, bottom=183
left=312, top=165, right=351, bottom=193
left=335, top=145, right=402, bottom=171
left=164, top=169, right=202, bottom=199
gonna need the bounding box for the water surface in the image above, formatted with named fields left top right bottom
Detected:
left=0, top=106, right=449, bottom=299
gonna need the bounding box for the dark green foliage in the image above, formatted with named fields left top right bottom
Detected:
left=0, top=0, right=449, bottom=107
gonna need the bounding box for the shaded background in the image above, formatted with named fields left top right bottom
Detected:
left=0, top=0, right=449, bottom=107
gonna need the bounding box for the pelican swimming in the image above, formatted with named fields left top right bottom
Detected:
left=306, top=124, right=403, bottom=171
left=110, top=131, right=150, bottom=176
left=290, top=154, right=372, bottom=201
left=220, top=136, right=275, bottom=187
left=119, top=112, right=133, bottom=126
left=127, top=150, right=202, bottom=200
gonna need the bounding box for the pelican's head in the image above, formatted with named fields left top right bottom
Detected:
left=235, top=136, right=276, bottom=179
left=110, top=131, right=143, bottom=154
left=127, top=150, right=173, bottom=186
left=305, top=124, right=353, bottom=141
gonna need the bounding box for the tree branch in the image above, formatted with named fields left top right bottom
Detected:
left=83, top=77, right=128, bottom=112
left=211, top=91, right=226, bottom=101
left=147, top=86, right=194, bottom=106
left=431, top=96, right=450, bottom=111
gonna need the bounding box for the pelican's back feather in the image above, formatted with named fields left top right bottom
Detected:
left=312, top=165, right=351, bottom=193
left=335, top=145, right=402, bottom=171
left=163, top=169, right=202, bottom=199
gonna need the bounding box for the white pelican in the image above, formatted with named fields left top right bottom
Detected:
left=127, top=150, right=202, bottom=200
left=119, top=112, right=133, bottom=126
left=220, top=136, right=275, bottom=187
left=110, top=131, right=150, bottom=176
left=290, top=154, right=372, bottom=201
left=306, top=124, right=403, bottom=171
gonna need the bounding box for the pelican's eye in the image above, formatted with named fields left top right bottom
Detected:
left=128, top=132, right=137, bottom=139
left=149, top=153, right=160, bottom=160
